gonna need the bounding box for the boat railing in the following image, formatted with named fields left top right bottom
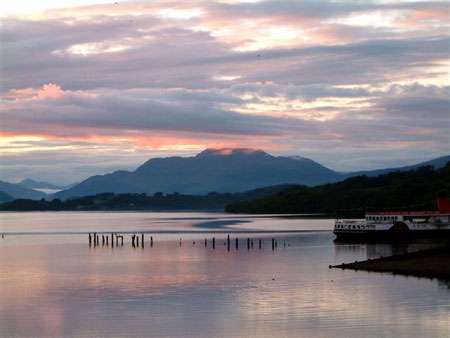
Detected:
left=335, top=219, right=363, bottom=224
left=335, top=219, right=365, bottom=226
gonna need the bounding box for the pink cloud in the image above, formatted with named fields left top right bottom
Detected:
left=36, top=83, right=64, bottom=100
left=3, top=83, right=65, bottom=101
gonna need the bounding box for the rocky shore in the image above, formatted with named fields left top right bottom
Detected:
left=332, top=245, right=450, bottom=280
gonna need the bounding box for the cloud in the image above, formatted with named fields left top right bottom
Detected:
left=36, top=83, right=65, bottom=99
left=0, top=0, right=449, bottom=183
left=0, top=85, right=305, bottom=136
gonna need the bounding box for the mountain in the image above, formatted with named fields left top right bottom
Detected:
left=225, top=162, right=450, bottom=214
left=0, top=191, right=14, bottom=203
left=0, top=181, right=47, bottom=200
left=348, top=155, right=450, bottom=177
left=18, top=178, right=62, bottom=191
left=54, top=148, right=343, bottom=199
left=54, top=149, right=450, bottom=200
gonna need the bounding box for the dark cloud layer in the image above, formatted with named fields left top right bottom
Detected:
left=0, top=0, right=449, bottom=183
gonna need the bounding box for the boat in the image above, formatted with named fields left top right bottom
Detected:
left=334, top=197, right=450, bottom=240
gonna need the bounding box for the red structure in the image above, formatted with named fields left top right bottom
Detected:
left=437, top=196, right=450, bottom=213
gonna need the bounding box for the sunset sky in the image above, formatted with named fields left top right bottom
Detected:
left=1, top=0, right=449, bottom=184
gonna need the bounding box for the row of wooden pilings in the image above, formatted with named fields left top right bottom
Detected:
left=89, top=233, right=282, bottom=251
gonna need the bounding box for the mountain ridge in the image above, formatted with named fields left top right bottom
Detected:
left=346, top=155, right=450, bottom=177
left=18, top=178, right=63, bottom=191
left=54, top=149, right=450, bottom=200
left=54, top=148, right=341, bottom=199
left=0, top=181, right=47, bottom=200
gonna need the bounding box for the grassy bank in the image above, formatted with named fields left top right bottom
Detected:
left=331, top=245, right=450, bottom=280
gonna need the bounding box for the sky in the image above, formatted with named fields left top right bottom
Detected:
left=1, top=0, right=449, bottom=185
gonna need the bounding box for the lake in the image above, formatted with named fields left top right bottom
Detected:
left=0, top=212, right=449, bottom=337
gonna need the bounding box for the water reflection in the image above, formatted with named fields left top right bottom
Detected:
left=0, top=213, right=449, bottom=337
left=334, top=239, right=444, bottom=261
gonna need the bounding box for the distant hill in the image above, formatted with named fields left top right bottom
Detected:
left=0, top=184, right=296, bottom=211
left=0, top=181, right=47, bottom=200
left=348, top=155, right=450, bottom=177
left=225, top=162, right=450, bottom=215
left=54, top=148, right=342, bottom=199
left=18, top=179, right=62, bottom=191
left=0, top=191, right=14, bottom=203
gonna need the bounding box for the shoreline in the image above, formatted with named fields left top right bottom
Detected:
left=331, top=245, right=450, bottom=281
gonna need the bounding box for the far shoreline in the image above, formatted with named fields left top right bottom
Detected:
left=0, top=209, right=333, bottom=218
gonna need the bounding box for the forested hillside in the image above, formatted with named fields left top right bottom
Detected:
left=226, top=163, right=450, bottom=215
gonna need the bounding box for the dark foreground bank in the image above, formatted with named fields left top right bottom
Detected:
left=332, top=245, right=450, bottom=280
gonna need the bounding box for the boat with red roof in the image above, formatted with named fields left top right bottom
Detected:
left=334, top=196, right=450, bottom=240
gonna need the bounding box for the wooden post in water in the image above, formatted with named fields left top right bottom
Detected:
left=89, top=233, right=92, bottom=246
left=251, top=239, right=254, bottom=249
left=212, top=237, right=215, bottom=249
left=150, top=236, right=153, bottom=247
left=204, top=239, right=207, bottom=247
left=235, top=237, right=239, bottom=250
left=141, top=234, right=144, bottom=248
left=275, top=239, right=278, bottom=249
left=136, top=235, right=139, bottom=247
left=272, top=238, right=275, bottom=251
left=247, top=238, right=250, bottom=250
left=227, top=235, right=230, bottom=252
left=106, top=236, right=109, bottom=246
left=259, top=239, right=262, bottom=249
left=102, top=235, right=105, bottom=246
left=132, top=235, right=135, bottom=247
left=121, top=236, right=124, bottom=246
left=111, top=233, right=114, bottom=248
left=94, top=233, right=97, bottom=246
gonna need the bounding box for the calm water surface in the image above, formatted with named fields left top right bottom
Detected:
left=0, top=212, right=449, bottom=338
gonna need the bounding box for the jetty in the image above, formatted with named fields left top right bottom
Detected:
left=87, top=232, right=282, bottom=251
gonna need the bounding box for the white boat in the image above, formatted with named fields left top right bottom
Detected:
left=334, top=197, right=450, bottom=240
